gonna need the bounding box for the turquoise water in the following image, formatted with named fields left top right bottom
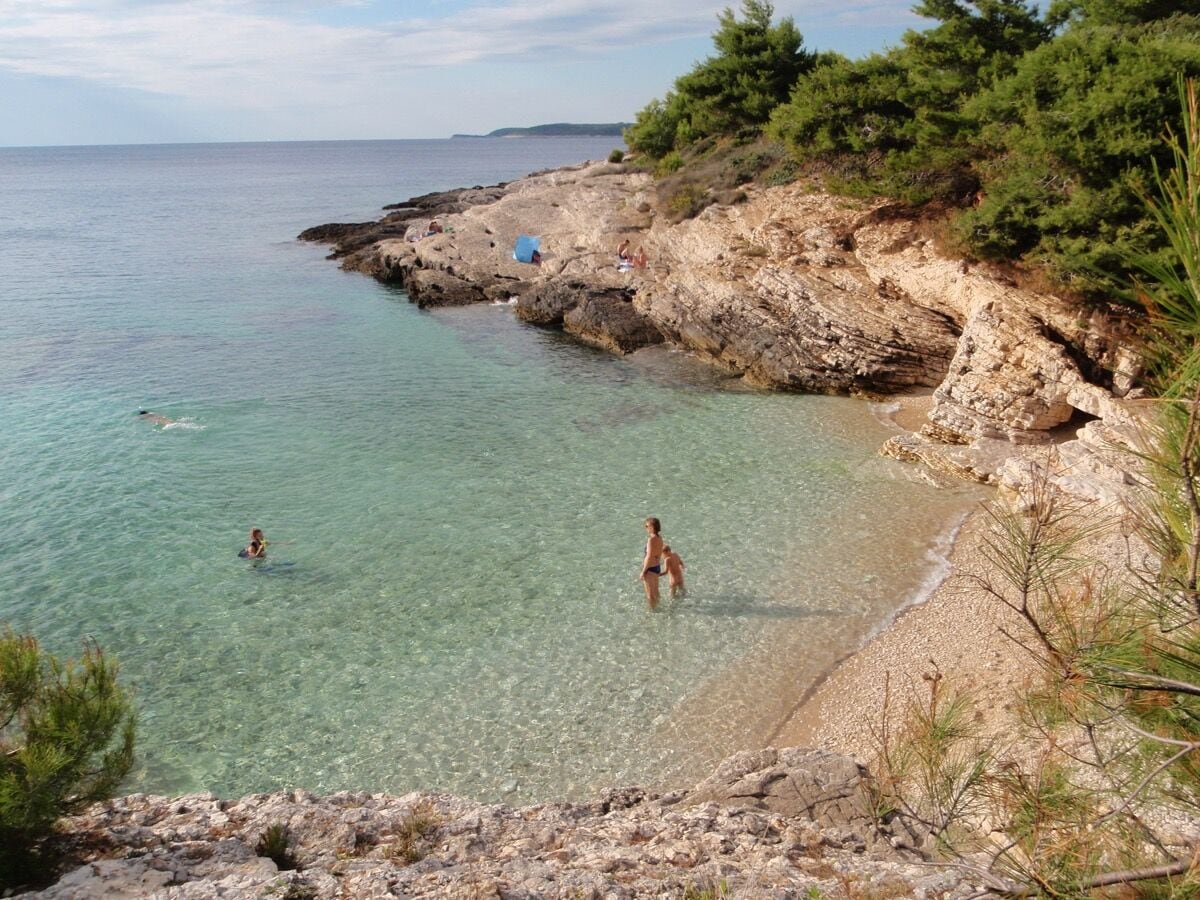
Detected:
left=0, top=139, right=977, bottom=803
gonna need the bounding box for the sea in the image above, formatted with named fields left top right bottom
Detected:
left=0, top=137, right=980, bottom=804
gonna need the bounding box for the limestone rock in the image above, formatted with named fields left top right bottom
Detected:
left=30, top=748, right=1006, bottom=899
left=686, top=747, right=873, bottom=832
left=564, top=293, right=663, bottom=354
left=300, top=160, right=1136, bottom=498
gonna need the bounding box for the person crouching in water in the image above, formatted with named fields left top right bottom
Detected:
left=639, top=517, right=665, bottom=610
left=240, top=527, right=267, bottom=559
left=662, top=544, right=686, bottom=598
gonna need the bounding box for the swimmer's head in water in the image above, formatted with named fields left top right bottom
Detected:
left=138, top=410, right=148, bottom=415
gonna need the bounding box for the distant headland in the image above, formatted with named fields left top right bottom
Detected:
left=451, top=122, right=629, bottom=139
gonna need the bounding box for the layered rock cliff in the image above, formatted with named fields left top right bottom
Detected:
left=300, top=159, right=1145, bottom=503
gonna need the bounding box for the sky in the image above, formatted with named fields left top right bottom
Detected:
left=0, top=1, right=925, bottom=147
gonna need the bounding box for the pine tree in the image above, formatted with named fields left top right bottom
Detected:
left=0, top=631, right=136, bottom=888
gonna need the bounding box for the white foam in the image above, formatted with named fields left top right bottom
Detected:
left=860, top=508, right=971, bottom=644
left=162, top=419, right=204, bottom=431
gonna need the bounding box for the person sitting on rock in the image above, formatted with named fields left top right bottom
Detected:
left=425, top=219, right=444, bottom=237
left=617, top=239, right=631, bottom=261
left=632, top=246, right=648, bottom=269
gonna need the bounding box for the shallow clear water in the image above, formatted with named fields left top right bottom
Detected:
left=0, top=139, right=978, bottom=803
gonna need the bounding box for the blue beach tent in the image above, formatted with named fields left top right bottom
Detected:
left=513, top=234, right=540, bottom=263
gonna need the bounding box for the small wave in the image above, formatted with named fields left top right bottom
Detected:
left=162, top=419, right=204, bottom=431
left=861, top=508, right=970, bottom=644
left=490, top=296, right=519, bottom=306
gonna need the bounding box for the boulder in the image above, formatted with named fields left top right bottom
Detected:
left=564, top=293, right=664, bottom=354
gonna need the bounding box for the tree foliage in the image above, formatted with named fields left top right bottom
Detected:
left=0, top=631, right=136, bottom=888
left=669, top=0, right=1200, bottom=291
left=897, top=0, right=1049, bottom=148
left=625, top=1, right=813, bottom=157
left=1047, top=0, right=1200, bottom=27
left=956, top=16, right=1200, bottom=289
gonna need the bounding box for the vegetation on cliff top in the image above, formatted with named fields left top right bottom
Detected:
left=625, top=0, right=1200, bottom=298
left=0, top=631, right=136, bottom=890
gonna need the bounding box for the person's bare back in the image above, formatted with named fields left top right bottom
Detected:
left=137, top=410, right=175, bottom=427
left=663, top=545, right=686, bottom=598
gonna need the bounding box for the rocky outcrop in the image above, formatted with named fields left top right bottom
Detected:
left=31, top=748, right=997, bottom=898
left=300, top=159, right=1143, bottom=501
left=513, top=279, right=663, bottom=352
left=639, top=207, right=961, bottom=393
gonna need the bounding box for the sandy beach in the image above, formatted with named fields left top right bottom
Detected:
left=764, top=391, right=1029, bottom=759
left=771, top=507, right=1031, bottom=760
left=772, top=431, right=1133, bottom=764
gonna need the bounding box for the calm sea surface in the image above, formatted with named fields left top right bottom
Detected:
left=0, top=138, right=978, bottom=803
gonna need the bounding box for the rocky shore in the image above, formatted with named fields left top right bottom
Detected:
left=298, top=158, right=1145, bottom=504
left=35, top=749, right=1002, bottom=898
left=23, top=159, right=1152, bottom=897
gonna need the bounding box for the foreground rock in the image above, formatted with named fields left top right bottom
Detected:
left=34, top=748, right=997, bottom=898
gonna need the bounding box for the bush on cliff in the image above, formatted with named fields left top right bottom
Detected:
left=625, top=1, right=814, bottom=158
left=769, top=0, right=1048, bottom=204
left=0, top=630, right=136, bottom=889
left=955, top=14, right=1200, bottom=292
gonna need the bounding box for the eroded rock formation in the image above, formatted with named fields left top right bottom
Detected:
left=300, top=159, right=1144, bottom=503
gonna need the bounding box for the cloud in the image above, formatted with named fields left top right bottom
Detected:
left=0, top=0, right=917, bottom=110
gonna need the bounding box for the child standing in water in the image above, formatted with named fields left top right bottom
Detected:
left=662, top=544, right=686, bottom=598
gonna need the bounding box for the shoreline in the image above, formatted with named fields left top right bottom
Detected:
left=649, top=387, right=983, bottom=793
left=763, top=502, right=975, bottom=748
left=772, top=504, right=1039, bottom=758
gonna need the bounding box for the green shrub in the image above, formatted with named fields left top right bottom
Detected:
left=625, top=95, right=688, bottom=159
left=666, top=184, right=713, bottom=222
left=770, top=52, right=915, bottom=158
left=655, top=152, right=684, bottom=176
left=0, top=631, right=136, bottom=889
left=385, top=801, right=440, bottom=865
left=959, top=15, right=1200, bottom=293
left=765, top=159, right=800, bottom=187
left=607, top=148, right=624, bottom=164
left=256, top=823, right=299, bottom=871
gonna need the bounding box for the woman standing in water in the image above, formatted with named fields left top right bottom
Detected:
left=639, top=517, right=664, bottom=610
